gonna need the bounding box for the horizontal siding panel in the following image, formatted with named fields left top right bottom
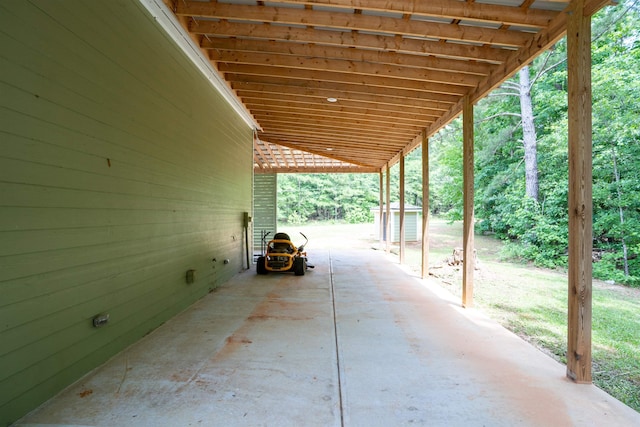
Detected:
left=0, top=221, right=239, bottom=281
left=1, top=243, right=207, bottom=337
left=0, top=1, right=253, bottom=424
left=0, top=208, right=230, bottom=256
left=0, top=125, right=231, bottom=201
left=253, top=174, right=277, bottom=249
left=0, top=206, right=222, bottom=232
left=0, top=4, right=194, bottom=129
left=0, top=70, right=244, bottom=177
left=1, top=277, right=204, bottom=406
left=1, top=257, right=215, bottom=383
left=0, top=17, right=248, bottom=176
left=2, top=229, right=239, bottom=312
left=0, top=182, right=234, bottom=212
left=0, top=110, right=243, bottom=202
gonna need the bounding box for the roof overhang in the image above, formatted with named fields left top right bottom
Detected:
left=154, top=0, right=614, bottom=173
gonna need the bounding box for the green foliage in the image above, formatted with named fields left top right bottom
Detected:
left=589, top=1, right=640, bottom=285
left=276, top=151, right=424, bottom=225
left=429, top=121, right=464, bottom=220
left=277, top=173, right=379, bottom=224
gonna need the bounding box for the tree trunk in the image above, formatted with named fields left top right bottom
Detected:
left=519, top=66, right=539, bottom=202
left=612, top=149, right=629, bottom=276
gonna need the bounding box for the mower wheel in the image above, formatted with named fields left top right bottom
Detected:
left=256, top=256, right=268, bottom=275
left=293, top=257, right=306, bottom=276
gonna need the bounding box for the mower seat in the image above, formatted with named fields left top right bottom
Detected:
left=271, top=232, right=294, bottom=253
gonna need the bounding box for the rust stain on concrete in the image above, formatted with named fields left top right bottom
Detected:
left=78, top=389, right=93, bottom=398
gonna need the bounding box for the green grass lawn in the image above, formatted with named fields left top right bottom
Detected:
left=390, top=218, right=640, bottom=413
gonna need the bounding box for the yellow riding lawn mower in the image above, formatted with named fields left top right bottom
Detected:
left=257, top=232, right=313, bottom=276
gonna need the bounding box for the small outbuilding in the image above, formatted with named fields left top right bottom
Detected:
left=371, top=202, right=422, bottom=243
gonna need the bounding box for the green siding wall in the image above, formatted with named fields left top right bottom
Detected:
left=0, top=1, right=253, bottom=424
left=253, top=174, right=277, bottom=252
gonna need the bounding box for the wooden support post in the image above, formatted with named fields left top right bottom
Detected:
left=385, top=163, right=391, bottom=253
left=421, top=130, right=430, bottom=279
left=399, top=155, right=406, bottom=264
left=462, top=96, right=475, bottom=308
left=379, top=171, right=384, bottom=248
left=566, top=0, right=593, bottom=384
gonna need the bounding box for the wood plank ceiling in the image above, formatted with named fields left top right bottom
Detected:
left=167, top=0, right=608, bottom=173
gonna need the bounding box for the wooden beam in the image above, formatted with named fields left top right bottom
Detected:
left=252, top=112, right=423, bottom=132
left=255, top=118, right=419, bottom=138
left=211, top=51, right=481, bottom=87
left=220, top=64, right=470, bottom=96
left=259, top=129, right=426, bottom=149
left=386, top=164, right=391, bottom=253
left=379, top=171, right=384, bottom=248
left=255, top=0, right=559, bottom=28
left=257, top=119, right=417, bottom=138
left=241, top=94, right=442, bottom=119
left=462, top=96, right=475, bottom=308
left=235, top=82, right=455, bottom=111
left=277, top=144, right=296, bottom=168
left=253, top=109, right=431, bottom=131
left=250, top=107, right=435, bottom=128
left=399, top=155, right=406, bottom=264
left=585, top=0, right=619, bottom=17
left=263, top=141, right=281, bottom=168
left=255, top=165, right=378, bottom=173
left=178, top=1, right=531, bottom=47
left=190, top=21, right=512, bottom=64
left=566, top=0, right=593, bottom=385
left=421, top=130, right=430, bottom=279
left=203, top=38, right=494, bottom=76
left=248, top=102, right=435, bottom=125
left=260, top=137, right=403, bottom=158
left=264, top=124, right=409, bottom=148
left=230, top=75, right=461, bottom=105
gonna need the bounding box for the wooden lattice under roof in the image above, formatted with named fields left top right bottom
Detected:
left=167, top=0, right=613, bottom=173
left=254, top=137, right=378, bottom=173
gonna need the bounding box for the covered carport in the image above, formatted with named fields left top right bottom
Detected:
left=169, top=0, right=599, bottom=384
left=0, top=0, right=625, bottom=424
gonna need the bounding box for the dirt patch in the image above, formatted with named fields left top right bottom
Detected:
left=595, top=280, right=640, bottom=297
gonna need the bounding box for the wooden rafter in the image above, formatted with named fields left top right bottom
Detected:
left=211, top=51, right=481, bottom=87
left=192, top=22, right=513, bottom=63
left=178, top=2, right=533, bottom=47
left=259, top=0, right=559, bottom=28
left=202, top=38, right=494, bottom=76
left=168, top=0, right=611, bottom=173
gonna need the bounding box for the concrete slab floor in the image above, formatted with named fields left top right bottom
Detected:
left=14, top=247, right=640, bottom=426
